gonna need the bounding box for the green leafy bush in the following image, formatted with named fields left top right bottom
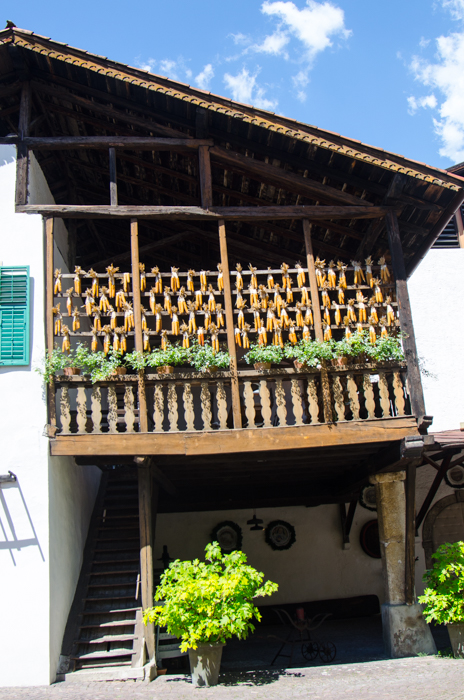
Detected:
left=419, top=542, right=464, bottom=625
left=124, top=350, right=147, bottom=372
left=146, top=344, right=189, bottom=368
left=331, top=331, right=368, bottom=359
left=37, top=344, right=101, bottom=384
left=366, top=336, right=405, bottom=362
left=143, top=542, right=278, bottom=651
left=284, top=339, right=331, bottom=366
left=188, top=342, right=230, bottom=371
left=87, top=348, right=129, bottom=382
left=243, top=343, right=284, bottom=365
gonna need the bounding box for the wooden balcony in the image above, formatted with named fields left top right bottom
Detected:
left=50, top=362, right=419, bottom=457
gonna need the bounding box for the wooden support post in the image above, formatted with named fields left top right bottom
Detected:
left=303, top=219, right=332, bottom=423
left=218, top=219, right=242, bottom=429
left=198, top=147, right=213, bottom=209
left=45, top=217, right=56, bottom=433
left=385, top=210, right=426, bottom=425
left=15, top=82, right=31, bottom=207
left=405, top=463, right=416, bottom=605
left=109, top=147, right=118, bottom=206
left=456, top=206, right=464, bottom=249
left=130, top=218, right=148, bottom=432
left=138, top=462, right=158, bottom=663
left=415, top=454, right=453, bottom=533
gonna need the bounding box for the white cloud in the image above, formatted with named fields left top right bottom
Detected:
left=419, top=36, right=431, bottom=48
left=441, top=0, right=464, bottom=20
left=292, top=70, right=310, bottom=102
left=194, top=64, right=215, bottom=91
left=136, top=57, right=192, bottom=82
left=253, top=31, right=290, bottom=56
left=223, top=68, right=278, bottom=110
left=407, top=94, right=437, bottom=114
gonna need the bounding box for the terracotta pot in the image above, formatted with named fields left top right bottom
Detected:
left=157, top=365, right=174, bottom=374
left=331, top=357, right=351, bottom=367
left=254, top=362, right=271, bottom=370
left=156, top=668, right=168, bottom=677
left=293, top=360, right=310, bottom=372
left=205, top=366, right=219, bottom=373
left=110, top=367, right=127, bottom=376
left=63, top=367, right=81, bottom=376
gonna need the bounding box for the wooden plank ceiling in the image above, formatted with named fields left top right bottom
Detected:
left=0, top=28, right=463, bottom=274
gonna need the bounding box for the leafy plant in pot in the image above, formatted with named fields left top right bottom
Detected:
left=37, top=343, right=93, bottom=384
left=331, top=331, right=368, bottom=367
left=188, top=341, right=230, bottom=373
left=87, top=348, right=131, bottom=383
left=143, top=542, right=278, bottom=687
left=244, top=343, right=284, bottom=370
left=419, top=541, right=464, bottom=658
left=365, top=335, right=405, bottom=365
left=146, top=344, right=189, bottom=374
left=285, top=339, right=332, bottom=371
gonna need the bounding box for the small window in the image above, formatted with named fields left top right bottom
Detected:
left=0, top=266, right=30, bottom=366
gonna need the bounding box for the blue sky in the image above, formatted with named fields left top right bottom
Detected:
left=3, top=0, right=464, bottom=169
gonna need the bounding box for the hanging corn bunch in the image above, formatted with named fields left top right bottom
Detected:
left=115, top=288, right=126, bottom=311
left=65, top=288, right=74, bottom=316
left=107, top=305, right=117, bottom=330
left=91, top=329, right=98, bottom=352
left=273, top=319, right=284, bottom=348
left=288, top=323, right=298, bottom=345
left=280, top=301, right=290, bottom=329
left=163, top=287, right=172, bottom=316
left=61, top=325, right=71, bottom=353
left=199, top=269, right=208, bottom=293
left=54, top=269, right=62, bottom=295
left=249, top=264, right=258, bottom=288
left=385, top=295, right=395, bottom=325
left=112, top=326, right=121, bottom=352
left=356, top=322, right=364, bottom=335
left=296, top=261, right=306, bottom=287
left=180, top=322, right=190, bottom=349
left=324, top=307, right=331, bottom=325
left=303, top=324, right=311, bottom=341
left=300, top=286, right=310, bottom=305
left=187, top=269, right=195, bottom=293
left=235, top=327, right=242, bottom=347
left=139, top=263, right=146, bottom=292
left=337, top=261, right=347, bottom=289
left=82, top=289, right=94, bottom=316
left=123, top=272, right=131, bottom=293
left=274, top=284, right=283, bottom=317
left=344, top=317, right=352, bottom=339
left=251, top=302, right=262, bottom=331
left=171, top=306, right=179, bottom=335
left=248, top=281, right=258, bottom=306
left=141, top=306, right=148, bottom=330
left=304, top=303, right=314, bottom=327
left=315, top=257, right=326, bottom=288
left=266, top=302, right=276, bottom=332
left=351, top=260, right=365, bottom=285
left=337, top=285, right=345, bottom=305
left=235, top=264, right=243, bottom=291
left=357, top=293, right=368, bottom=323
left=347, top=298, right=357, bottom=322
left=123, top=302, right=134, bottom=332
left=170, top=266, right=180, bottom=292
left=187, top=301, right=197, bottom=334
left=72, top=307, right=80, bottom=332
left=217, top=264, right=223, bottom=292
left=379, top=256, right=390, bottom=283
left=88, top=269, right=99, bottom=297
left=281, top=263, right=291, bottom=290
left=102, top=325, right=111, bottom=354
left=333, top=301, right=341, bottom=326
left=160, top=330, right=169, bottom=350
left=258, top=285, right=269, bottom=309
left=241, top=322, right=250, bottom=350
left=202, top=303, right=211, bottom=330
left=53, top=304, right=62, bottom=335
left=379, top=315, right=388, bottom=338
left=368, top=298, right=378, bottom=324
left=154, top=304, right=163, bottom=333
left=286, top=277, right=293, bottom=303
left=369, top=324, right=377, bottom=344
left=195, top=288, right=203, bottom=310
left=73, top=266, right=85, bottom=294
left=92, top=305, right=102, bottom=331
left=321, top=281, right=331, bottom=308
left=151, top=267, right=163, bottom=294
left=327, top=260, right=337, bottom=289
left=267, top=267, right=275, bottom=289
left=258, top=325, right=268, bottom=345
left=106, top=264, right=118, bottom=297
left=216, top=304, right=224, bottom=328
left=365, top=256, right=374, bottom=287
left=295, top=301, right=304, bottom=328
left=372, top=278, right=383, bottom=303
left=237, top=298, right=247, bottom=330
left=143, top=329, right=150, bottom=352
left=207, top=284, right=217, bottom=312
left=99, top=286, right=110, bottom=313
left=197, top=326, right=205, bottom=346
left=323, top=321, right=332, bottom=341
left=177, top=286, right=188, bottom=314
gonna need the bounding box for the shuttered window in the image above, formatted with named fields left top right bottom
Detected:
left=0, top=266, right=30, bottom=366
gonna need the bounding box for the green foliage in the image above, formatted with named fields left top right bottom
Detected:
left=188, top=341, right=230, bottom=371
left=146, top=344, right=189, bottom=368
left=284, top=339, right=330, bottom=365
left=243, top=343, right=284, bottom=365
left=365, top=336, right=405, bottom=362
left=331, top=331, right=368, bottom=359
left=87, top=348, right=129, bottom=383
left=143, top=542, right=278, bottom=651
left=124, top=350, right=147, bottom=372
left=37, top=344, right=101, bottom=384
left=419, top=542, right=464, bottom=625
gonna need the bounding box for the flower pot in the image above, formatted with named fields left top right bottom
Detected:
left=447, top=623, right=464, bottom=658
left=254, top=362, right=271, bottom=370
left=157, top=365, right=174, bottom=374
left=110, top=367, right=127, bottom=376
left=63, top=367, right=81, bottom=376
left=331, top=357, right=351, bottom=367
left=205, top=366, right=219, bottom=373
left=293, top=360, right=311, bottom=372
left=188, top=643, right=225, bottom=687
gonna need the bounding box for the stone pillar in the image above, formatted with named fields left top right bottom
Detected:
left=369, top=471, right=436, bottom=658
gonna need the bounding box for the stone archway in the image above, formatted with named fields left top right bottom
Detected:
left=422, top=491, right=464, bottom=568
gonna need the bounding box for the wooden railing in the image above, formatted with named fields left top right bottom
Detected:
left=54, top=363, right=410, bottom=436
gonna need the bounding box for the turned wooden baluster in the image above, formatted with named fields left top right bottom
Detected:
left=393, top=371, right=406, bottom=416
left=362, top=373, right=376, bottom=419
left=216, top=381, right=228, bottom=430
left=153, top=384, right=165, bottom=432
left=259, top=380, right=272, bottom=428
left=332, top=375, right=345, bottom=422
left=291, top=379, right=304, bottom=425
left=60, top=385, right=71, bottom=434
left=124, top=384, right=135, bottom=433
left=200, top=381, right=212, bottom=430
left=243, top=381, right=255, bottom=428
left=183, top=382, right=195, bottom=431
left=307, top=378, right=320, bottom=424
left=75, top=386, right=87, bottom=434
left=91, top=386, right=102, bottom=434
left=107, top=386, right=118, bottom=434
left=168, top=383, right=179, bottom=431
left=275, top=378, right=287, bottom=426
left=378, top=372, right=391, bottom=417
left=346, top=373, right=360, bottom=420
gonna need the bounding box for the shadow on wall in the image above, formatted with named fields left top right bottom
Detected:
left=0, top=472, right=45, bottom=565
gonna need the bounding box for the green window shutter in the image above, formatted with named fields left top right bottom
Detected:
left=0, top=266, right=30, bottom=366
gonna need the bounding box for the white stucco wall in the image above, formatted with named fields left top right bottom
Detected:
left=155, top=502, right=384, bottom=608
left=0, top=147, right=100, bottom=686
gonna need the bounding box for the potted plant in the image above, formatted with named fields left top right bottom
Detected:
left=37, top=343, right=91, bottom=384
left=86, top=348, right=131, bottom=382
left=244, top=343, right=284, bottom=370
left=146, top=344, right=189, bottom=374
left=285, top=339, right=332, bottom=371
left=331, top=332, right=368, bottom=367
left=419, top=541, right=464, bottom=658
left=188, top=341, right=230, bottom=373
left=366, top=335, right=405, bottom=365
left=143, top=542, right=278, bottom=687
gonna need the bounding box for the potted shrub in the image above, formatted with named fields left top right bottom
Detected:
left=188, top=341, right=230, bottom=373
left=331, top=332, right=368, bottom=367
left=244, top=343, right=284, bottom=370
left=366, top=335, right=405, bottom=365
left=37, top=343, right=92, bottom=384
left=86, top=348, right=130, bottom=382
left=419, top=541, right=464, bottom=658
left=143, top=542, right=278, bottom=687
left=146, top=344, right=188, bottom=374
left=284, top=339, right=329, bottom=371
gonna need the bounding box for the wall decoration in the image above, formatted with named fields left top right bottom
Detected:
left=445, top=465, right=464, bottom=489
left=211, top=521, right=242, bottom=553
left=359, top=520, right=381, bottom=559
left=359, top=485, right=377, bottom=511
left=247, top=510, right=264, bottom=531
left=265, top=520, right=296, bottom=551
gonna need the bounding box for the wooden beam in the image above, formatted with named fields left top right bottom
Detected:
left=138, top=462, right=157, bottom=663
left=455, top=206, right=464, bottom=248
left=151, top=463, right=179, bottom=497
left=94, top=230, right=193, bottom=268
left=45, top=217, right=56, bottom=434
left=415, top=454, right=453, bottom=533
left=209, top=146, right=373, bottom=207
left=109, top=147, right=118, bottom=206
left=15, top=83, right=31, bottom=207
left=16, top=204, right=395, bottom=220
left=355, top=174, right=407, bottom=258
left=405, top=462, right=417, bottom=605
left=385, top=210, right=426, bottom=424
left=131, top=219, right=148, bottom=433
left=1, top=135, right=213, bottom=150
left=198, top=147, right=213, bottom=209
left=218, top=219, right=242, bottom=429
